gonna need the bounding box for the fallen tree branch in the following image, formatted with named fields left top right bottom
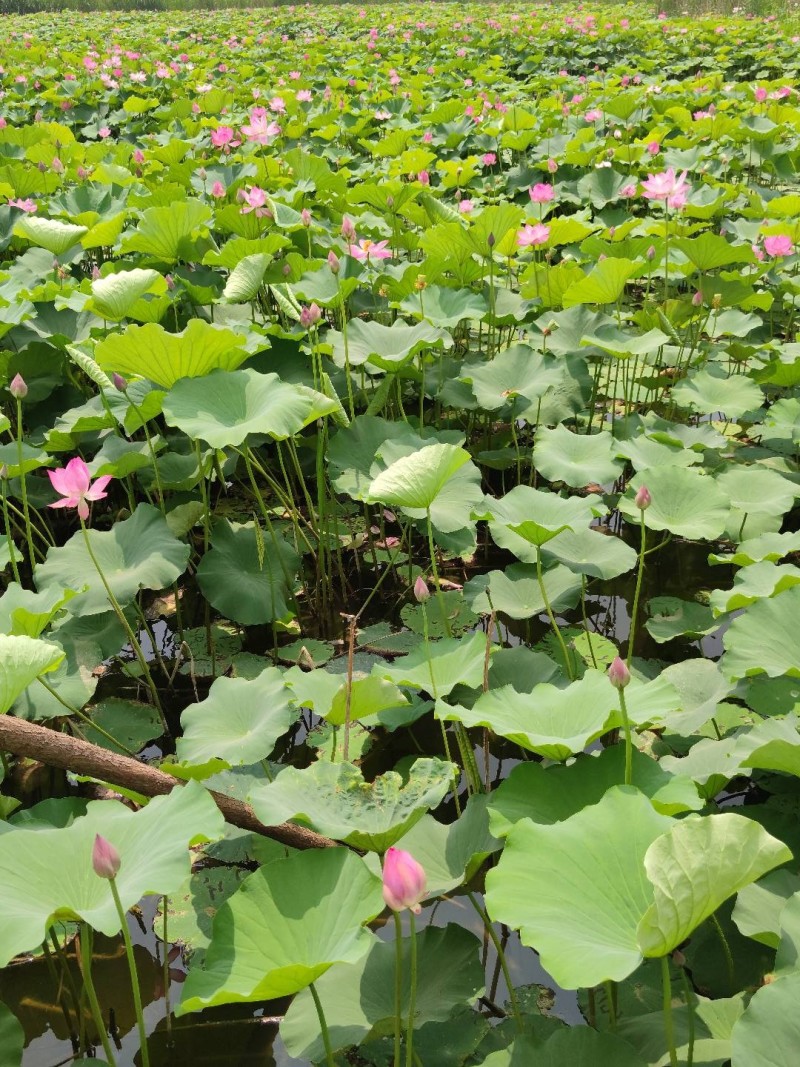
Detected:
left=0, top=715, right=336, bottom=851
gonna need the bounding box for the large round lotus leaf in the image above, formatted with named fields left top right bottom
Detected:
left=176, top=668, right=299, bottom=775
left=645, top=597, right=717, bottom=645
left=657, top=659, right=733, bottom=734
left=329, top=318, right=451, bottom=369
left=328, top=415, right=414, bottom=500
left=737, top=713, right=800, bottom=777
left=732, top=870, right=800, bottom=949
left=14, top=215, right=88, bottom=254
left=722, top=586, right=800, bottom=680
left=88, top=268, right=166, bottom=321
left=437, top=671, right=621, bottom=761
left=282, top=924, right=484, bottom=1063
left=709, top=531, right=800, bottom=568
left=0, top=635, right=64, bottom=715
left=710, top=562, right=800, bottom=616
left=196, top=520, right=300, bottom=626
left=119, top=199, right=212, bottom=261
left=176, top=848, right=383, bottom=1014
left=0, top=1003, right=23, bottom=1067
left=248, top=757, right=454, bottom=852
left=671, top=364, right=763, bottom=419
left=562, top=257, right=639, bottom=307
left=0, top=584, right=75, bottom=638
left=95, top=320, right=249, bottom=389
left=461, top=344, right=563, bottom=410
left=619, top=467, right=730, bottom=540
left=731, top=970, right=800, bottom=1067
left=538, top=1028, right=647, bottom=1067
left=163, top=367, right=338, bottom=448
left=0, top=781, right=223, bottom=966
left=476, top=485, right=606, bottom=559
left=716, top=466, right=796, bottom=519
left=485, top=787, right=673, bottom=989
left=464, top=562, right=581, bottom=620
left=368, top=442, right=471, bottom=511
left=487, top=746, right=701, bottom=838
left=380, top=632, right=490, bottom=697
left=36, top=504, right=190, bottom=616
left=401, top=284, right=488, bottom=327
left=534, top=425, right=624, bottom=488
left=637, top=814, right=791, bottom=958
left=659, top=737, right=744, bottom=800
left=542, top=525, right=637, bottom=579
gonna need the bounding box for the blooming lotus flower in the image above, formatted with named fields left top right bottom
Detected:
left=529, top=183, right=554, bottom=203
left=382, top=847, right=426, bottom=914
left=241, top=107, right=280, bottom=144
left=240, top=185, right=269, bottom=217
left=641, top=168, right=691, bottom=209
left=348, top=238, right=392, bottom=262
left=210, top=125, right=237, bottom=149
left=296, top=89, right=313, bottom=103
left=8, top=197, right=37, bottom=214
left=518, top=223, right=550, bottom=247
left=764, top=234, right=793, bottom=257
left=92, top=834, right=121, bottom=880
left=458, top=199, right=474, bottom=214
left=47, top=457, right=112, bottom=521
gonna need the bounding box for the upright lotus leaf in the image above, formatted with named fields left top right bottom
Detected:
left=380, top=632, right=490, bottom=696
left=0, top=584, right=75, bottom=637
left=88, top=268, right=166, bottom=321
left=542, top=525, right=637, bottom=580
left=716, top=467, right=796, bottom=519
left=464, top=562, right=581, bottom=620
left=562, top=257, right=639, bottom=307
left=400, top=284, right=487, bottom=327
left=657, top=659, right=733, bottom=734
left=177, top=848, right=383, bottom=1014
left=537, top=1028, right=647, bottom=1067
left=619, top=468, right=730, bottom=540
left=533, top=426, right=624, bottom=488
left=0, top=635, right=64, bottom=714
left=175, top=668, right=299, bottom=775
left=730, top=971, right=800, bottom=1067
left=722, top=586, right=800, bottom=680
left=672, top=365, right=763, bottom=419
left=282, top=924, right=485, bottom=1063
left=14, top=215, right=88, bottom=254
left=659, top=737, right=745, bottom=800
left=324, top=673, right=409, bottom=726
left=367, top=442, right=471, bottom=512
left=36, top=504, right=190, bottom=616
left=737, top=713, right=800, bottom=777
left=119, top=200, right=212, bottom=261
left=637, top=814, right=792, bottom=959
left=731, top=870, right=800, bottom=948
left=248, top=758, right=454, bottom=852
left=476, top=486, right=606, bottom=561
left=0, top=781, right=223, bottom=966
left=709, top=531, right=800, bottom=567
left=222, top=253, right=272, bottom=303
left=710, top=562, right=800, bottom=617
left=163, top=368, right=337, bottom=448
left=461, top=344, right=563, bottom=410
left=438, top=672, right=620, bottom=761
left=485, top=788, right=673, bottom=989
left=196, top=520, right=299, bottom=626
left=330, top=318, right=452, bottom=369
left=95, top=320, right=249, bottom=389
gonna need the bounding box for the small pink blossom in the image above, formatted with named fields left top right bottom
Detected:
left=210, top=181, right=226, bottom=198
left=382, top=847, right=426, bottom=914
left=348, top=238, right=392, bottom=262
left=518, top=223, right=550, bottom=247
left=529, top=183, right=554, bottom=204
left=481, top=153, right=497, bottom=167
left=764, top=234, right=793, bottom=257
left=240, top=186, right=269, bottom=217
left=241, top=107, right=280, bottom=144
left=641, top=168, right=691, bottom=209
left=8, top=197, right=37, bottom=213
left=458, top=199, right=474, bottom=214
left=754, top=86, right=768, bottom=102
left=647, top=140, right=660, bottom=155
left=47, top=457, right=112, bottom=522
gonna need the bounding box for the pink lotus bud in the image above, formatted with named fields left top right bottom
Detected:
left=691, top=290, right=703, bottom=306
left=418, top=169, right=430, bottom=185
left=112, top=373, right=127, bottom=392
left=646, top=245, right=656, bottom=261
left=132, top=148, right=145, bottom=164
left=92, top=834, right=121, bottom=879
left=634, top=485, right=652, bottom=510
left=341, top=215, right=356, bottom=241
left=9, top=374, right=27, bottom=399
left=413, top=575, right=430, bottom=603
left=301, top=208, right=312, bottom=227
left=382, top=846, right=426, bottom=914
left=547, top=157, right=558, bottom=174
left=299, top=303, right=322, bottom=329
left=0, top=465, right=7, bottom=480
left=165, top=274, right=175, bottom=291
left=608, top=655, right=631, bottom=689
left=327, top=250, right=340, bottom=274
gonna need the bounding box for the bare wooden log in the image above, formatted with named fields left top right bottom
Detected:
left=0, top=715, right=335, bottom=851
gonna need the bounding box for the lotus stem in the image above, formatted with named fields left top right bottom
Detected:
left=661, top=954, right=678, bottom=1067
left=425, top=509, right=451, bottom=638
left=162, top=896, right=172, bottom=1041
left=627, top=511, right=647, bottom=668
left=535, top=549, right=572, bottom=678
left=109, top=876, right=150, bottom=1067
left=405, top=910, right=418, bottom=1067
left=467, top=892, right=522, bottom=1032
left=1, top=475, right=21, bottom=585
left=14, top=396, right=37, bottom=575
left=618, top=687, right=634, bottom=786
left=393, top=911, right=403, bottom=1067
left=309, top=982, right=337, bottom=1067
left=79, top=925, right=118, bottom=1066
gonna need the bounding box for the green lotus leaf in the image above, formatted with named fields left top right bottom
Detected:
left=637, top=814, right=791, bottom=958
left=538, top=1028, right=647, bottom=1067
left=325, top=673, right=409, bottom=726
left=95, top=320, right=249, bottom=389
left=119, top=200, right=212, bottom=261
left=196, top=520, right=300, bottom=626
left=715, top=466, right=796, bottom=518
left=330, top=318, right=452, bottom=369
left=732, top=870, right=800, bottom=949
left=657, top=659, right=734, bottom=734
left=619, top=467, right=730, bottom=541
left=163, top=368, right=338, bottom=448
left=645, top=596, right=718, bottom=644
left=534, top=425, right=624, bottom=488
left=0, top=583, right=76, bottom=638
left=0, top=634, right=64, bottom=714
left=708, top=531, right=800, bottom=567
left=380, top=632, right=490, bottom=697
left=0, top=1004, right=23, bottom=1067
left=731, top=971, right=800, bottom=1067
left=248, top=757, right=454, bottom=852
left=175, top=668, right=299, bottom=775
left=83, top=698, right=163, bottom=756
left=282, top=924, right=485, bottom=1063
left=671, top=364, right=763, bottom=419
left=222, top=253, right=272, bottom=303
left=461, top=344, right=563, bottom=411
left=485, top=787, right=673, bottom=989
left=722, top=586, right=800, bottom=680
left=36, top=504, right=190, bottom=616
left=659, top=737, right=744, bottom=800
left=710, top=562, right=800, bottom=616
left=542, top=525, right=637, bottom=579
left=88, top=268, right=166, bottom=321
left=176, top=848, right=383, bottom=1014
left=477, top=485, right=606, bottom=557
left=14, top=215, right=88, bottom=254
left=562, top=257, right=639, bottom=308
left=368, top=442, right=471, bottom=512
left=0, top=780, right=223, bottom=965
left=673, top=233, right=755, bottom=271
left=437, top=671, right=621, bottom=761
left=487, top=746, right=701, bottom=839
left=737, top=713, right=800, bottom=777
left=401, top=284, right=487, bottom=327
left=464, top=561, right=581, bottom=620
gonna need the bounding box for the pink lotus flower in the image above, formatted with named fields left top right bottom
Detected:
left=296, top=89, right=313, bottom=102
left=8, top=197, right=37, bottom=214
left=764, top=234, right=793, bottom=257
left=241, top=108, right=280, bottom=144
left=481, top=153, right=497, bottom=166
left=529, top=183, right=554, bottom=203
left=641, top=168, right=690, bottom=209
left=382, top=847, right=426, bottom=913
left=754, top=86, right=768, bottom=102
left=211, top=125, right=237, bottom=149
left=240, top=185, right=269, bottom=217
left=47, top=457, right=112, bottom=521
left=210, top=181, right=226, bottom=199
left=348, top=238, right=392, bottom=262
left=518, top=223, right=550, bottom=247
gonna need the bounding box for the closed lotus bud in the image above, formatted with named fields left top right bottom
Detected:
left=487, top=231, right=496, bottom=248
left=692, top=290, right=703, bottom=306
left=382, top=846, right=426, bottom=914
left=413, top=575, right=430, bottom=602
left=547, top=157, right=558, bottom=174
left=634, top=484, right=652, bottom=510
left=327, top=250, right=340, bottom=274
left=299, top=303, right=322, bottom=329
left=112, top=373, right=127, bottom=392
left=301, top=208, right=312, bottom=227
left=608, top=656, right=631, bottom=690
left=712, top=292, right=722, bottom=310
left=9, top=374, right=27, bottom=399
left=0, top=465, right=7, bottom=480
left=92, top=834, right=121, bottom=880
left=646, top=245, right=656, bottom=261
left=341, top=215, right=356, bottom=240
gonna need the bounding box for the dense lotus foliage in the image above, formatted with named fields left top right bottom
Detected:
left=2, top=2, right=800, bottom=1064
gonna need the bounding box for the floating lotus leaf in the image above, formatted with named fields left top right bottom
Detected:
left=533, top=425, right=624, bottom=488
left=619, top=467, right=730, bottom=541
left=671, top=364, right=763, bottom=419
left=380, top=632, right=490, bottom=697
left=476, top=485, right=606, bottom=559
left=709, top=562, right=800, bottom=616
left=542, top=525, right=637, bottom=579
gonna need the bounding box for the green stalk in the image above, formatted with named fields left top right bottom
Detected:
left=50, top=926, right=86, bottom=1053
left=467, top=893, right=522, bottom=1031
left=79, top=925, right=118, bottom=1066
left=710, top=912, right=735, bottom=993
left=78, top=517, right=166, bottom=730
left=393, top=911, right=403, bottom=1067
left=626, top=511, right=647, bottom=667
left=535, top=549, right=572, bottom=678
left=425, top=510, right=451, bottom=638
left=605, top=979, right=617, bottom=1031
left=37, top=677, right=136, bottom=756
left=681, top=966, right=695, bottom=1067
left=42, top=937, right=78, bottom=1048
left=126, top=394, right=166, bottom=514
left=0, top=475, right=21, bottom=584
left=618, top=687, right=634, bottom=787
left=405, top=911, right=418, bottom=1067
left=309, top=982, right=336, bottom=1067
left=421, top=600, right=460, bottom=815
left=14, top=396, right=36, bottom=574
left=109, top=877, right=150, bottom=1067
left=661, top=955, right=678, bottom=1067
left=162, top=896, right=172, bottom=1041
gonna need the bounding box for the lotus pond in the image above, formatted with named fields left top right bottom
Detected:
left=3, top=2, right=800, bottom=1064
